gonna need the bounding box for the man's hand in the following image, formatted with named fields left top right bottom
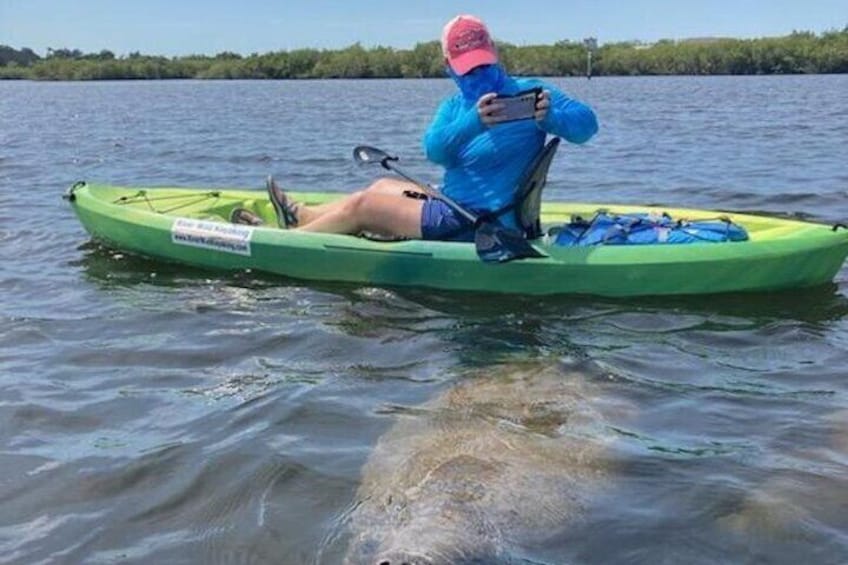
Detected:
left=535, top=90, right=551, bottom=122
left=477, top=93, right=506, bottom=127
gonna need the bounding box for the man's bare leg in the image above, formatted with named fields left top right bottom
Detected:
left=292, top=178, right=421, bottom=227
left=296, top=190, right=425, bottom=238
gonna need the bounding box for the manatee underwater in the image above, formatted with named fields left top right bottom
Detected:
left=715, top=408, right=848, bottom=557
left=340, top=358, right=628, bottom=565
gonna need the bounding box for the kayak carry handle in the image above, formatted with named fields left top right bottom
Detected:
left=63, top=180, right=86, bottom=202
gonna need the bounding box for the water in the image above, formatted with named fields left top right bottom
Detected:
left=1, top=76, right=848, bottom=564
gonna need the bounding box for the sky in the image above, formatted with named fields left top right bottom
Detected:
left=1, top=0, right=846, bottom=56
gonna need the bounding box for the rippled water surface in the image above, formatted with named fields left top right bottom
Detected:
left=1, top=76, right=848, bottom=564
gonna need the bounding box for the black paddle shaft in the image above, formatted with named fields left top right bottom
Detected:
left=378, top=158, right=479, bottom=225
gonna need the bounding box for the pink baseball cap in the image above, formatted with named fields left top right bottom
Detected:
left=441, top=15, right=498, bottom=75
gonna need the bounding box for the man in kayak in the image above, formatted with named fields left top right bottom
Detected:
left=252, top=14, right=598, bottom=241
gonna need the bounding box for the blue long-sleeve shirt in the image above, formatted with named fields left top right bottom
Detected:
left=423, top=77, right=598, bottom=219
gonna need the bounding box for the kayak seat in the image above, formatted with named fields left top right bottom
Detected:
left=514, top=137, right=560, bottom=239
left=482, top=137, right=561, bottom=240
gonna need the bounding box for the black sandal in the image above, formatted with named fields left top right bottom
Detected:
left=230, top=207, right=264, bottom=226
left=266, top=175, right=299, bottom=228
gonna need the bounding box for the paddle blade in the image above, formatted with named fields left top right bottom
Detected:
left=474, top=222, right=546, bottom=263
left=353, top=145, right=395, bottom=167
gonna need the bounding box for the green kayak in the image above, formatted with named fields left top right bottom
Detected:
left=66, top=182, right=848, bottom=297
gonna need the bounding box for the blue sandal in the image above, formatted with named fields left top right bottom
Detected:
left=266, top=175, right=299, bottom=228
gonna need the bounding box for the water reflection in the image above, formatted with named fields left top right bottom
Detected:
left=73, top=239, right=848, bottom=324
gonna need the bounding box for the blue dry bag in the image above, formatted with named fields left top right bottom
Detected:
left=553, top=211, right=748, bottom=247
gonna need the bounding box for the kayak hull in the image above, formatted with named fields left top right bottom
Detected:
left=66, top=182, right=848, bottom=297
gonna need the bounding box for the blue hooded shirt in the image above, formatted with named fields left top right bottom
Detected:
left=423, top=65, right=598, bottom=226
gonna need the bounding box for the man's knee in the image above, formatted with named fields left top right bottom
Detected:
left=366, top=178, right=409, bottom=195
left=341, top=191, right=369, bottom=220
left=349, top=190, right=397, bottom=231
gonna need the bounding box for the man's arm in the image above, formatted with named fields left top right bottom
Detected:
left=536, top=85, right=598, bottom=144
left=423, top=96, right=487, bottom=167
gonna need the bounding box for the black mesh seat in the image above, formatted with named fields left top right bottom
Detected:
left=482, top=137, right=561, bottom=239
left=512, top=137, right=561, bottom=239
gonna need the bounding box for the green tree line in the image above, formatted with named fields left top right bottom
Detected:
left=1, top=27, right=846, bottom=80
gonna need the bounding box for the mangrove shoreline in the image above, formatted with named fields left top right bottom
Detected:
left=1, top=28, right=846, bottom=81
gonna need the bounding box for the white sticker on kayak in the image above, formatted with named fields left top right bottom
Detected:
left=171, top=218, right=253, bottom=256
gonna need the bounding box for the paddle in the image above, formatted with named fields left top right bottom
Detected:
left=352, top=145, right=545, bottom=263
